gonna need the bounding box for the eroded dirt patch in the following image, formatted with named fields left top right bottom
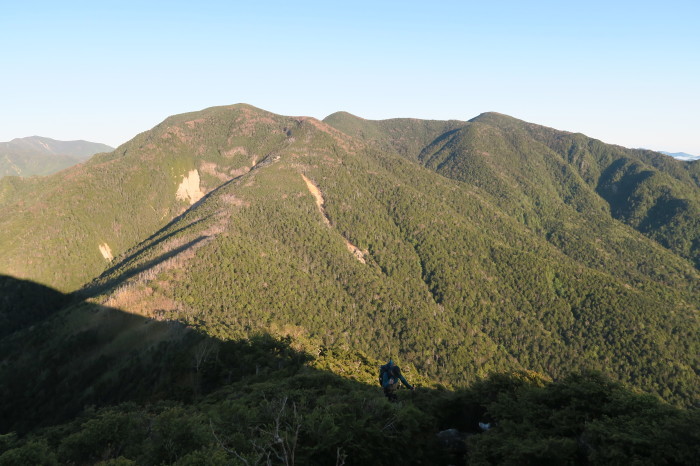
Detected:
left=176, top=170, right=205, bottom=205
left=199, top=162, right=230, bottom=181
left=185, top=118, right=205, bottom=129
left=99, top=243, right=114, bottom=261
left=300, top=173, right=366, bottom=263
left=301, top=173, right=330, bottom=226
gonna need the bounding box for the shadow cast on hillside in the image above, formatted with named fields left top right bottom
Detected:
left=2, top=275, right=437, bottom=436
left=80, top=170, right=252, bottom=299
left=0, top=275, right=72, bottom=338
left=93, top=216, right=214, bottom=282
left=1, top=274, right=196, bottom=434
left=80, top=235, right=208, bottom=298
left=0, top=276, right=475, bottom=465
left=3, top=276, right=694, bottom=466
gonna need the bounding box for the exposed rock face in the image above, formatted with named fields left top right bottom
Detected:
left=301, top=173, right=366, bottom=263
left=176, top=169, right=205, bottom=205
left=99, top=242, right=113, bottom=261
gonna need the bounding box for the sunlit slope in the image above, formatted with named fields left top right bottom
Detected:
left=326, top=111, right=700, bottom=269
left=473, top=112, right=700, bottom=268
left=323, top=111, right=465, bottom=161
left=0, top=104, right=331, bottom=291
left=83, top=115, right=698, bottom=405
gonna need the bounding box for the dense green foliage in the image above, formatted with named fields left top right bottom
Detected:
left=323, top=111, right=464, bottom=161
left=1, top=323, right=698, bottom=465
left=326, top=111, right=700, bottom=269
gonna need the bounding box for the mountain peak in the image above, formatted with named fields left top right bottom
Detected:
left=468, top=111, right=522, bottom=125
left=323, top=110, right=365, bottom=121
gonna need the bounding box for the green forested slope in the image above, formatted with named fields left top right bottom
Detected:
left=323, top=111, right=465, bottom=161
left=325, top=111, right=700, bottom=269
left=73, top=113, right=699, bottom=406
left=0, top=278, right=697, bottom=465
left=433, top=113, right=700, bottom=269
left=0, top=105, right=335, bottom=291
left=0, top=105, right=696, bottom=406
left=1, top=106, right=699, bottom=463
left=502, top=113, right=700, bottom=268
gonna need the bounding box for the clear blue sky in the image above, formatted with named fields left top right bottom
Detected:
left=2, top=0, right=698, bottom=154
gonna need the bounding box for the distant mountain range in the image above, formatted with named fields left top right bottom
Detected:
left=661, top=151, right=700, bottom=161
left=0, top=136, right=113, bottom=177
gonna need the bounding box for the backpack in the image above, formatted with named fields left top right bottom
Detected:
left=378, top=364, right=398, bottom=386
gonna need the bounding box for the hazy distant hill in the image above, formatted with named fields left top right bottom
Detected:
left=0, top=136, right=113, bottom=177
left=662, top=150, right=700, bottom=161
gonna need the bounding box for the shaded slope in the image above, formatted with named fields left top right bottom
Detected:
left=0, top=275, right=70, bottom=338
left=0, top=275, right=424, bottom=438
left=3, top=355, right=698, bottom=465
left=0, top=276, right=197, bottom=433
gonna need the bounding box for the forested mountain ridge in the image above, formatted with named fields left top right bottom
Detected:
left=1, top=104, right=697, bottom=402
left=1, top=104, right=699, bottom=463
left=325, top=111, right=700, bottom=269
left=0, top=105, right=346, bottom=291
left=32, top=106, right=695, bottom=403
left=0, top=136, right=112, bottom=177
left=322, top=111, right=466, bottom=161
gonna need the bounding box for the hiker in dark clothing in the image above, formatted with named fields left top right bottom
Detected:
left=379, top=359, right=414, bottom=401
